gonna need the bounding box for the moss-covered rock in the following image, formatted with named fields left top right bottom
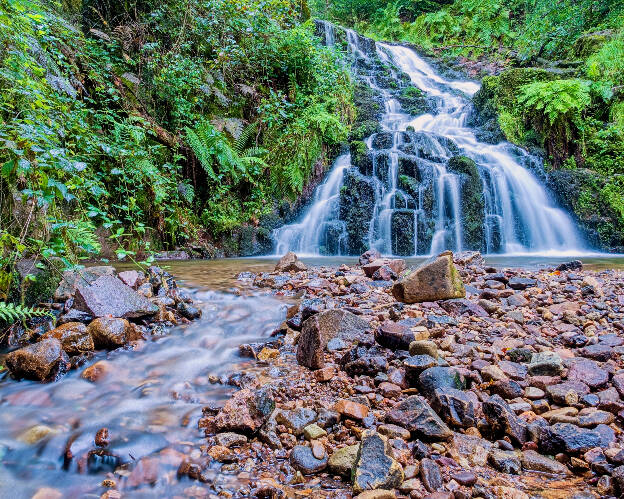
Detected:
left=339, top=168, right=376, bottom=255
left=396, top=85, right=430, bottom=115
left=391, top=210, right=415, bottom=256
left=548, top=168, right=624, bottom=252
left=572, top=30, right=614, bottom=58
left=447, top=156, right=485, bottom=251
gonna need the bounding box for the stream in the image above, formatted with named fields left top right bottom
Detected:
left=1, top=255, right=623, bottom=497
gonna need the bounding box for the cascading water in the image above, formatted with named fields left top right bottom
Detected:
left=272, top=23, right=585, bottom=256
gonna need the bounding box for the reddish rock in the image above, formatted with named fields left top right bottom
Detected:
left=39, top=322, right=94, bottom=356
left=214, top=388, right=275, bottom=434
left=87, top=317, right=141, bottom=349
left=275, top=252, right=307, bottom=272
left=334, top=399, right=369, bottom=421
left=5, top=339, right=70, bottom=382
left=81, top=360, right=113, bottom=383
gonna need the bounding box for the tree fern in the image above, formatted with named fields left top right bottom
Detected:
left=0, top=302, right=53, bottom=324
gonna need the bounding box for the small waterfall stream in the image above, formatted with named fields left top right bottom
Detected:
left=273, top=24, right=585, bottom=256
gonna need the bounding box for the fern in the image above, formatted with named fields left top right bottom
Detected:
left=519, top=79, right=591, bottom=125
left=0, top=302, right=53, bottom=324
left=234, top=122, right=259, bottom=155
left=186, top=121, right=268, bottom=184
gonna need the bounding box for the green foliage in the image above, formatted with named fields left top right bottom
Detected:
left=0, top=0, right=353, bottom=273
left=519, top=79, right=591, bottom=126
left=0, top=302, right=53, bottom=324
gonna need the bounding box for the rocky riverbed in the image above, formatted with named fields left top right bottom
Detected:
left=1, top=265, right=201, bottom=382
left=194, top=250, right=624, bottom=498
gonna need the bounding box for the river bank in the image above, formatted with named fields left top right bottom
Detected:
left=1, top=253, right=624, bottom=497
left=198, top=251, right=624, bottom=498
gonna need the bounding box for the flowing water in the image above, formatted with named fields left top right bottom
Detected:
left=1, top=255, right=623, bottom=497
left=273, top=24, right=585, bottom=257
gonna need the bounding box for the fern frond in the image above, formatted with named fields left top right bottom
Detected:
left=234, top=122, right=258, bottom=155
left=0, top=302, right=53, bottom=324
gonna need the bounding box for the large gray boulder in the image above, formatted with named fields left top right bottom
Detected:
left=297, top=310, right=370, bottom=369
left=73, top=275, right=158, bottom=318
left=392, top=252, right=465, bottom=303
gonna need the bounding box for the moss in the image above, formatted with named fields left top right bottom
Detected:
left=349, top=120, right=382, bottom=141
left=447, top=156, right=484, bottom=251
left=397, top=85, right=429, bottom=115
left=572, top=31, right=614, bottom=58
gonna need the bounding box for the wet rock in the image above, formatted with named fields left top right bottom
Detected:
left=375, top=321, right=422, bottom=350
left=95, top=427, right=110, bottom=447
left=297, top=310, right=369, bottom=369
left=177, top=302, right=201, bottom=320
left=19, top=424, right=58, bottom=444
left=117, top=270, right=144, bottom=288
left=556, top=260, right=583, bottom=271
left=303, top=424, right=327, bottom=440
left=5, top=339, right=70, bottom=381
left=491, top=379, right=524, bottom=399
left=214, top=388, right=275, bottom=435
left=362, top=258, right=405, bottom=278
left=276, top=408, right=317, bottom=436
left=546, top=381, right=590, bottom=405
left=215, top=432, right=247, bottom=448
left=275, top=252, right=307, bottom=272
left=520, top=449, right=570, bottom=475
left=528, top=352, right=563, bottom=376
left=419, top=458, right=442, bottom=492
left=87, top=317, right=137, bottom=349
left=73, top=275, right=158, bottom=318
left=408, top=340, right=438, bottom=358
left=440, top=298, right=488, bottom=317
left=488, top=449, right=521, bottom=474
left=432, top=387, right=476, bottom=428
left=539, top=422, right=608, bottom=454
left=508, top=277, right=537, bottom=290
left=81, top=360, right=113, bottom=382
left=328, top=444, right=359, bottom=477
left=580, top=343, right=612, bottom=361
left=418, top=366, right=465, bottom=397
left=378, top=424, right=411, bottom=440
left=58, top=309, right=93, bottom=325
left=452, top=470, right=477, bottom=486
left=290, top=444, right=327, bottom=474
left=353, top=430, right=404, bottom=493
left=39, top=322, right=94, bottom=356
left=404, top=355, right=437, bottom=386
left=566, top=358, right=608, bottom=388
left=392, top=252, right=465, bottom=303
left=482, top=394, right=527, bottom=445
left=359, top=249, right=382, bottom=266
left=386, top=395, right=452, bottom=441
left=334, top=399, right=369, bottom=421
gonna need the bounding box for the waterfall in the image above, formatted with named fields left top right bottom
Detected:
left=273, top=23, right=585, bottom=256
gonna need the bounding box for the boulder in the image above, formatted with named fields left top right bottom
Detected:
left=418, top=366, right=465, bottom=397
left=392, top=252, right=465, bottom=303
left=540, top=422, right=613, bottom=454
left=39, top=322, right=94, bottom=356
left=297, top=310, right=369, bottom=369
left=214, top=388, right=275, bottom=434
left=5, top=338, right=70, bottom=381
left=87, top=317, right=139, bottom=349
left=352, top=430, right=404, bottom=493
left=73, top=275, right=158, bottom=319
left=386, top=395, right=452, bottom=441
left=54, top=266, right=115, bottom=301
left=275, top=252, right=307, bottom=272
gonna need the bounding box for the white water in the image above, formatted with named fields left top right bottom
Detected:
left=273, top=25, right=585, bottom=256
